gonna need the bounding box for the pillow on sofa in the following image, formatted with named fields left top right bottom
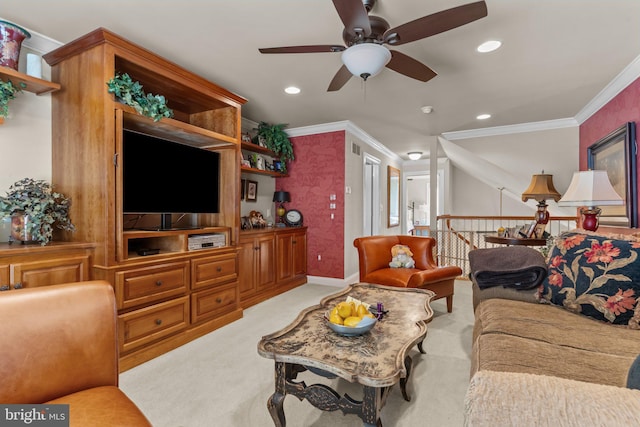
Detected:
left=539, top=231, right=640, bottom=328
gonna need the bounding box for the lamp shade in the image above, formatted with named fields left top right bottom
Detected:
left=521, top=173, right=562, bottom=202
left=341, top=43, right=391, bottom=79
left=273, top=191, right=291, bottom=203
left=558, top=170, right=623, bottom=207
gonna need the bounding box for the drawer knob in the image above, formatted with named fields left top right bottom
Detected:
left=155, top=319, right=162, bottom=326
left=156, top=280, right=163, bottom=286
left=13, top=283, right=23, bottom=289
left=216, top=298, right=222, bottom=303
left=216, top=266, right=222, bottom=272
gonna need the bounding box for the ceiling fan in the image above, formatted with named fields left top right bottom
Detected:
left=259, top=0, right=488, bottom=91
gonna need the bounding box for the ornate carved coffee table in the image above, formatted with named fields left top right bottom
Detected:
left=258, top=283, right=434, bottom=427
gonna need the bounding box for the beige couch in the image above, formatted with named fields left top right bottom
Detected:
left=465, top=229, right=640, bottom=426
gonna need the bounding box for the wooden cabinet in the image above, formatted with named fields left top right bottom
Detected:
left=239, top=227, right=307, bottom=308
left=43, top=28, right=246, bottom=370
left=238, top=232, right=276, bottom=300
left=0, top=242, right=95, bottom=291
left=276, top=228, right=307, bottom=285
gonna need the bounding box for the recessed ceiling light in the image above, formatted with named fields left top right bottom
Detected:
left=284, top=86, right=300, bottom=95
left=476, top=113, right=491, bottom=120
left=477, top=40, right=502, bottom=53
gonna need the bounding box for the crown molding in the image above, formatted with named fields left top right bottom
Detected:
left=0, top=17, right=64, bottom=55
left=441, top=118, right=578, bottom=141
left=574, top=54, right=640, bottom=124
left=281, top=120, right=401, bottom=161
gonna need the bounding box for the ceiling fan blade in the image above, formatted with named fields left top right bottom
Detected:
left=327, top=65, right=353, bottom=92
left=259, top=45, right=346, bottom=54
left=386, top=50, right=437, bottom=82
left=332, top=0, right=371, bottom=37
left=383, top=1, right=487, bottom=46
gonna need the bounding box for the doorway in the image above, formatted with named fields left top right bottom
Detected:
left=363, top=154, right=380, bottom=236
left=404, top=167, right=446, bottom=234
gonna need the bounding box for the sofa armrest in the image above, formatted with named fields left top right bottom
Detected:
left=0, top=281, right=119, bottom=403
left=465, top=371, right=640, bottom=426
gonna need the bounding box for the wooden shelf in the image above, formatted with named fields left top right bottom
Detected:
left=122, top=109, right=237, bottom=149
left=0, top=66, right=60, bottom=95
left=241, top=142, right=277, bottom=157
left=241, top=166, right=287, bottom=177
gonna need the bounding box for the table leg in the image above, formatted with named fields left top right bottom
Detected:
left=267, top=361, right=288, bottom=427
left=362, top=386, right=383, bottom=427
left=399, top=356, right=412, bottom=402
left=417, top=338, right=426, bottom=354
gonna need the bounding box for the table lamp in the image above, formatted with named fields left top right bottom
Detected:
left=273, top=190, right=290, bottom=226
left=558, top=170, right=623, bottom=231
left=521, top=172, right=562, bottom=237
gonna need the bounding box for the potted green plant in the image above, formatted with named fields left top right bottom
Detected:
left=253, top=122, right=294, bottom=173
left=106, top=73, right=173, bottom=122
left=0, top=79, right=22, bottom=123
left=0, top=178, right=75, bottom=245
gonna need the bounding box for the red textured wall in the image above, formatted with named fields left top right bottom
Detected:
left=276, top=131, right=345, bottom=278
left=579, top=76, right=640, bottom=226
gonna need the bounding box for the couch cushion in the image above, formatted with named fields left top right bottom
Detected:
left=472, top=298, right=640, bottom=386
left=465, top=371, right=640, bottom=427
left=47, top=386, right=151, bottom=426
left=539, top=231, right=640, bottom=327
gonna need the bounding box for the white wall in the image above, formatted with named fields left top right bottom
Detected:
left=449, top=126, right=579, bottom=217
left=0, top=47, right=54, bottom=242
left=1, top=47, right=53, bottom=193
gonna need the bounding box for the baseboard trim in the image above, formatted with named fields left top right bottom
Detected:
left=306, top=273, right=359, bottom=288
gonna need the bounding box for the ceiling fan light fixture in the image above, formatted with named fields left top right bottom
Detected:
left=477, top=40, right=502, bottom=53
left=408, top=152, right=423, bottom=160
left=341, top=43, right=391, bottom=80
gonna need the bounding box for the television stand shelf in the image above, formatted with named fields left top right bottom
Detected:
left=122, top=227, right=230, bottom=261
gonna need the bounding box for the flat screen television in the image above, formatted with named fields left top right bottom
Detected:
left=123, top=129, right=220, bottom=229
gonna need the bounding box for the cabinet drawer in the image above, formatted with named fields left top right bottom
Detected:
left=192, top=253, right=238, bottom=290
left=191, top=284, right=238, bottom=324
left=118, top=296, right=189, bottom=354
left=115, top=261, right=189, bottom=309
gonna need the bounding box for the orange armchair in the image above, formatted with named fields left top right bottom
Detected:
left=0, top=281, right=151, bottom=426
left=353, top=235, right=462, bottom=312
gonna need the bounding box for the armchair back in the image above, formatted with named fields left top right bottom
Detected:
left=0, top=281, right=119, bottom=403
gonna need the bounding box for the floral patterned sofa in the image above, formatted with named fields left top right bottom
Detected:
left=465, top=229, right=640, bottom=426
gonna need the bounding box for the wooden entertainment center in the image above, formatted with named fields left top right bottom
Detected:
left=25, top=28, right=307, bottom=370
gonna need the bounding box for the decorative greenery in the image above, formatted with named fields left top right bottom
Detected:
left=106, top=73, right=173, bottom=122
left=253, top=122, right=294, bottom=173
left=0, top=178, right=75, bottom=245
left=0, top=79, right=23, bottom=119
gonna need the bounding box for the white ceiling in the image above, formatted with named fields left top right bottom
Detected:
left=4, top=0, right=640, bottom=159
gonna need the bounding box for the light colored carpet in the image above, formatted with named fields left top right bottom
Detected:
left=120, top=280, right=474, bottom=426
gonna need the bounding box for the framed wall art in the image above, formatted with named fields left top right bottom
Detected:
left=587, top=122, right=637, bottom=227
left=246, top=180, right=258, bottom=202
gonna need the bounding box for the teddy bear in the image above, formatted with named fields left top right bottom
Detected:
left=389, top=244, right=416, bottom=268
